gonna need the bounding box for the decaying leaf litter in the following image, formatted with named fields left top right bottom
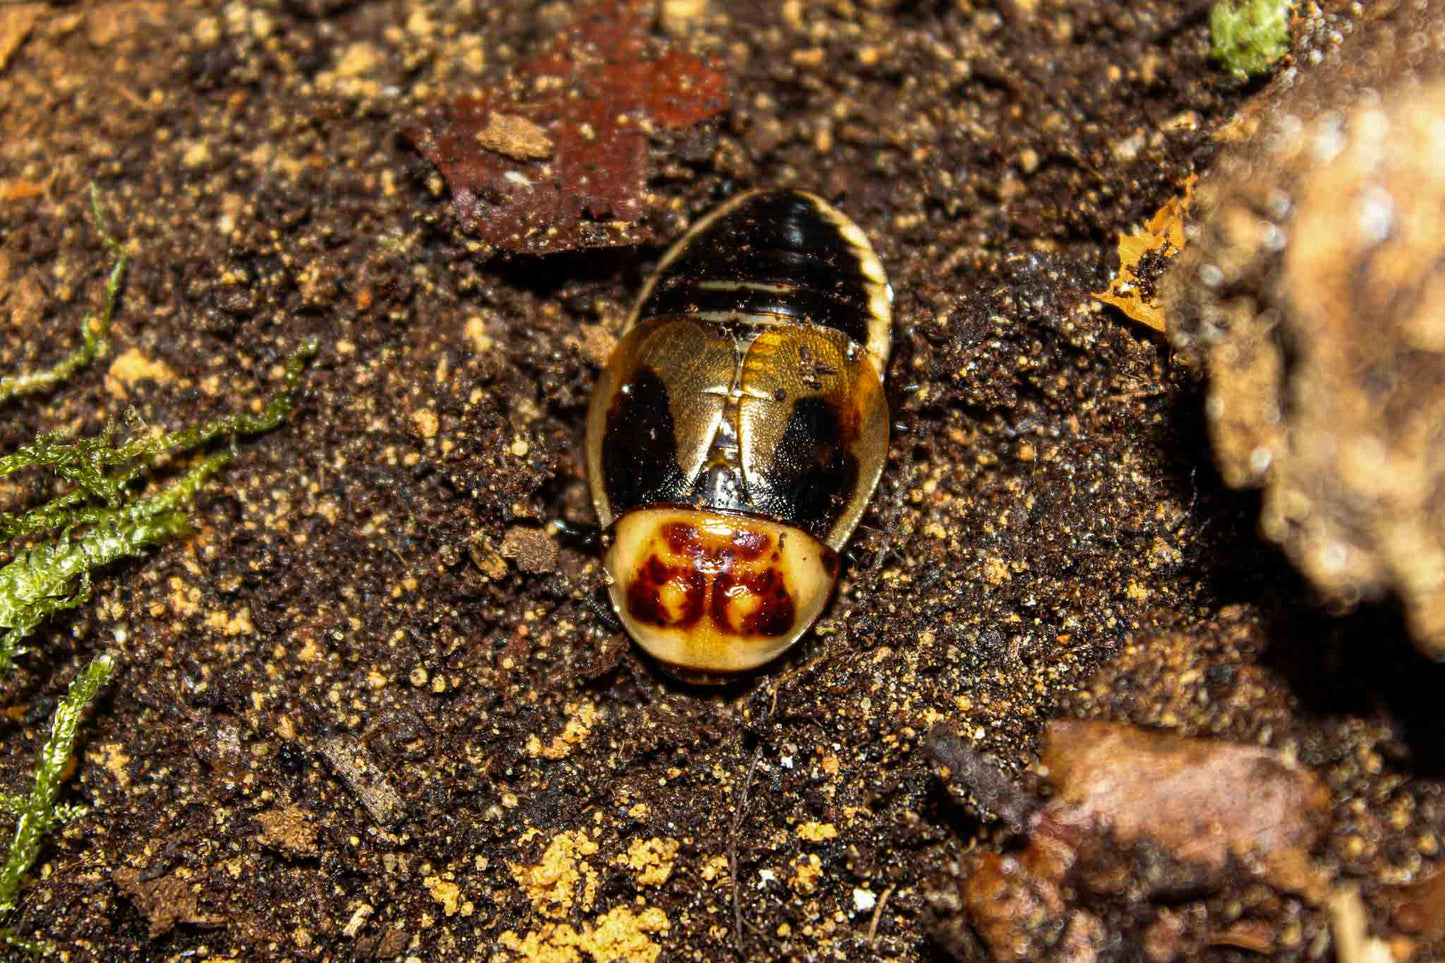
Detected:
left=2, top=0, right=1444, bottom=960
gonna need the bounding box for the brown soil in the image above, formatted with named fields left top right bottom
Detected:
left=1, top=0, right=1441, bottom=960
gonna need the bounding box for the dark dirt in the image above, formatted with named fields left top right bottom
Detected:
left=0, top=0, right=1442, bottom=960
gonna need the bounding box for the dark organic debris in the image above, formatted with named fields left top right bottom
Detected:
left=926, top=723, right=1036, bottom=834
left=257, top=804, right=320, bottom=858
left=500, top=525, right=559, bottom=574
left=407, top=0, right=730, bottom=255
left=931, top=720, right=1334, bottom=960
left=112, top=867, right=224, bottom=939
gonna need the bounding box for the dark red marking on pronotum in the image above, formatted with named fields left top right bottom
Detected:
left=663, top=521, right=700, bottom=555
left=729, top=528, right=772, bottom=560
left=712, top=568, right=796, bottom=637
left=626, top=555, right=705, bottom=628
left=627, top=522, right=795, bottom=638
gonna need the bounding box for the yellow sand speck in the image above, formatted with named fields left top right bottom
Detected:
left=982, top=555, right=1011, bottom=586
left=107, top=348, right=176, bottom=397
left=474, top=112, right=555, bottom=161
left=204, top=608, right=254, bottom=636
left=169, top=577, right=200, bottom=617
left=92, top=743, right=131, bottom=788
left=797, top=821, right=838, bottom=842
left=335, top=42, right=379, bottom=77
left=423, top=876, right=461, bottom=916
left=790, top=853, right=823, bottom=894
left=526, top=702, right=602, bottom=761
left=511, top=831, right=599, bottom=917
left=465, top=316, right=493, bottom=352
left=411, top=409, right=439, bottom=440
left=620, top=837, right=679, bottom=887
left=499, top=906, right=670, bottom=963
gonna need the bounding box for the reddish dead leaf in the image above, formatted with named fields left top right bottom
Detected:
left=1042, top=719, right=1334, bottom=901
left=961, top=832, right=1075, bottom=960
left=407, top=0, right=730, bottom=255
left=1093, top=175, right=1196, bottom=332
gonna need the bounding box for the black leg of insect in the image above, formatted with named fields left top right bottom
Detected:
left=547, top=517, right=602, bottom=552
left=585, top=189, right=893, bottom=682
left=583, top=585, right=624, bottom=635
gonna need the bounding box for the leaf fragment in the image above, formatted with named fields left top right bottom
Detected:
left=1093, top=176, right=1196, bottom=332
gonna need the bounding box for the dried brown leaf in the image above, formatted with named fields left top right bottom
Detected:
left=1042, top=719, right=1333, bottom=901
left=113, top=867, right=224, bottom=938
left=1377, top=865, right=1445, bottom=948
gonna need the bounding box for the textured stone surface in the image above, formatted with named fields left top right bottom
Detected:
left=1167, top=0, right=1445, bottom=654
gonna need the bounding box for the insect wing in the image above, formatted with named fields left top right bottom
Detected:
left=737, top=326, right=888, bottom=549
left=586, top=318, right=735, bottom=527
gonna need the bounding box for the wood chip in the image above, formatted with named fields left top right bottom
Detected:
left=475, top=112, right=555, bottom=161
left=320, top=734, right=405, bottom=828
left=0, top=4, right=40, bottom=75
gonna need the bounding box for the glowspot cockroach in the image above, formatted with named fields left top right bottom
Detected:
left=586, top=189, right=892, bottom=680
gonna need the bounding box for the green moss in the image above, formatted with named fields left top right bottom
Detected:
left=0, top=340, right=316, bottom=674
left=0, top=188, right=319, bottom=952
left=0, top=186, right=128, bottom=405
left=0, top=188, right=317, bottom=674
left=1211, top=0, right=1292, bottom=81
left=0, top=653, right=113, bottom=953
left=0, top=458, right=220, bottom=674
